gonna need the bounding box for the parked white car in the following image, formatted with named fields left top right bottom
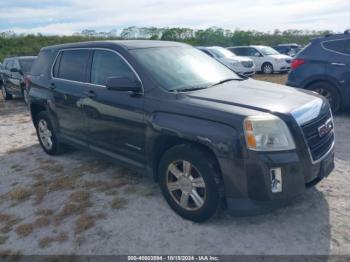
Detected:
left=228, top=45, right=292, bottom=74
left=197, top=46, right=255, bottom=76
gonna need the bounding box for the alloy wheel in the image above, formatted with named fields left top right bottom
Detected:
left=263, top=64, right=273, bottom=74
left=314, top=87, right=333, bottom=106
left=38, top=119, right=53, bottom=150
left=166, top=160, right=206, bottom=211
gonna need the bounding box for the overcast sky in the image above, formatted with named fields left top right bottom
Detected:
left=0, top=0, right=349, bottom=35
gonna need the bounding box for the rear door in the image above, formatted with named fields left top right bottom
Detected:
left=343, top=39, right=350, bottom=104
left=83, top=49, right=146, bottom=166
left=324, top=38, right=350, bottom=104
left=51, top=49, right=91, bottom=144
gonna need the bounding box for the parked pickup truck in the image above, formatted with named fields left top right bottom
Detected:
left=28, top=41, right=335, bottom=222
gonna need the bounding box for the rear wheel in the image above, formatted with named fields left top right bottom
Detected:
left=262, top=63, right=273, bottom=74
left=307, top=82, right=341, bottom=113
left=159, top=144, right=221, bottom=222
left=35, top=111, right=67, bottom=155
left=1, top=86, right=12, bottom=100
left=21, top=87, right=28, bottom=105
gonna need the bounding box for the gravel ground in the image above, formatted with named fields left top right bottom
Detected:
left=0, top=85, right=349, bottom=255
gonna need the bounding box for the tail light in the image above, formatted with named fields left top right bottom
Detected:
left=25, top=75, right=32, bottom=91
left=291, top=59, right=305, bottom=70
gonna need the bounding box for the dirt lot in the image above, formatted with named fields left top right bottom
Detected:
left=0, top=75, right=349, bottom=255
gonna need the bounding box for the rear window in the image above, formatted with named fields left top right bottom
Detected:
left=323, top=39, right=347, bottom=54
left=54, top=49, right=90, bottom=82
left=19, top=59, right=35, bottom=73
left=30, top=50, right=52, bottom=76
left=5, top=60, right=13, bottom=70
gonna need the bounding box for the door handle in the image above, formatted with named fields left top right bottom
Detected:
left=84, top=90, right=96, bottom=98
left=331, top=62, right=346, bottom=67
left=50, top=82, right=56, bottom=89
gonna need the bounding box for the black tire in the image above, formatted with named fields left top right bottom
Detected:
left=1, top=86, right=12, bottom=100
left=262, top=62, right=274, bottom=74
left=35, top=111, right=67, bottom=155
left=307, top=82, right=341, bottom=113
left=21, top=87, right=28, bottom=105
left=158, top=144, right=221, bottom=222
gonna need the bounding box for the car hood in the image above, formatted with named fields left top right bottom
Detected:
left=185, top=78, right=321, bottom=115
left=221, top=56, right=252, bottom=63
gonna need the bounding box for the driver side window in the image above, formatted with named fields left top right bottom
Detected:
left=91, top=50, right=135, bottom=86
left=248, top=48, right=260, bottom=57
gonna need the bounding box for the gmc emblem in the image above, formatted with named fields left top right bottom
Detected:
left=318, top=118, right=334, bottom=138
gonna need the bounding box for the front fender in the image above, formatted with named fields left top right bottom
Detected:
left=149, top=112, right=240, bottom=158
left=146, top=112, right=246, bottom=198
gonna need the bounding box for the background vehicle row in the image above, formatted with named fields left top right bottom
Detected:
left=1, top=56, right=37, bottom=103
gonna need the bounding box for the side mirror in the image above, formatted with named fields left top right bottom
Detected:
left=254, top=52, right=262, bottom=57
left=106, top=76, right=142, bottom=93
left=10, top=68, right=23, bottom=74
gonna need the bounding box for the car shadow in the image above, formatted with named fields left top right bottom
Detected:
left=212, top=188, right=331, bottom=256
left=333, top=109, right=350, bottom=162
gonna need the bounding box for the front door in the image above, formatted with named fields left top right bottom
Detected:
left=51, top=49, right=91, bottom=143
left=8, top=59, right=22, bottom=95
left=82, top=49, right=146, bottom=166
left=247, top=48, right=264, bottom=71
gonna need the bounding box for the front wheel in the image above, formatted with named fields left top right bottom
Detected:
left=262, top=63, right=274, bottom=74
left=1, top=86, right=12, bottom=100
left=21, top=87, right=29, bottom=105
left=159, top=144, right=221, bottom=222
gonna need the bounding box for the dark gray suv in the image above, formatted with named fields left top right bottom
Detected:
left=287, top=30, right=350, bottom=112
left=28, top=41, right=335, bottom=222
left=1, top=56, right=37, bottom=103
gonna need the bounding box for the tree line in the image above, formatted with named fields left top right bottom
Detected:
left=0, top=27, right=332, bottom=61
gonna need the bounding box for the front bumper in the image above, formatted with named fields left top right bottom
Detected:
left=224, top=145, right=334, bottom=215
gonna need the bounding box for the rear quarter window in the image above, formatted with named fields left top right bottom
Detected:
left=322, top=39, right=347, bottom=54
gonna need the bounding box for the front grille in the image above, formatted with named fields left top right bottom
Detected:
left=300, top=110, right=334, bottom=161
left=241, top=61, right=253, bottom=68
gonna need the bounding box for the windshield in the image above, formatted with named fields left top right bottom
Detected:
left=19, top=59, right=35, bottom=73
left=130, top=46, right=240, bottom=91
left=259, top=47, right=280, bottom=55
left=209, top=47, right=236, bottom=58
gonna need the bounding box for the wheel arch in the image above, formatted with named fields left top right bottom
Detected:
left=303, top=78, right=343, bottom=106
left=261, top=61, right=273, bottom=72
left=151, top=135, right=223, bottom=183
left=30, top=102, right=47, bottom=127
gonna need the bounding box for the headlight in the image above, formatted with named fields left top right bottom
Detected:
left=243, top=114, right=296, bottom=151
left=230, top=62, right=240, bottom=67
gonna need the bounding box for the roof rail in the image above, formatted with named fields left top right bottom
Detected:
left=345, top=29, right=350, bottom=34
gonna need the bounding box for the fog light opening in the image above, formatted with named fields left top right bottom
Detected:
left=270, top=167, right=282, bottom=193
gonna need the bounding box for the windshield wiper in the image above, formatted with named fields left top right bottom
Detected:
left=169, top=86, right=209, bottom=92
left=209, top=78, right=241, bottom=87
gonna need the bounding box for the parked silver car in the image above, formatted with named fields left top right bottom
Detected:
left=228, top=45, right=292, bottom=74
left=197, top=46, right=255, bottom=76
